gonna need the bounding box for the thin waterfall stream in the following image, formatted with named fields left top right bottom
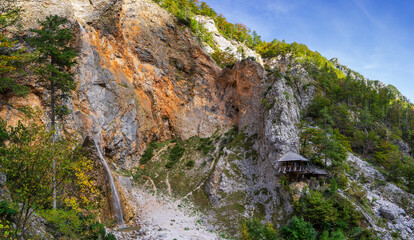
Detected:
left=77, top=19, right=124, bottom=226
left=94, top=140, right=124, bottom=226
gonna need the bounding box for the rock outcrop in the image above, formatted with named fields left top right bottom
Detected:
left=3, top=0, right=413, bottom=239
left=347, top=153, right=414, bottom=239
left=194, top=15, right=263, bottom=65
left=1, top=0, right=317, bottom=230
left=9, top=0, right=233, bottom=169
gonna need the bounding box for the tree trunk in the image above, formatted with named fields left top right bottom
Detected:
left=51, top=79, right=57, bottom=210
left=324, top=117, right=327, bottom=167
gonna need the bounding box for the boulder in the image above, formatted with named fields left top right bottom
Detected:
left=379, top=206, right=400, bottom=221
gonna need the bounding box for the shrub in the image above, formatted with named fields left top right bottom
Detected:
left=166, top=144, right=185, bottom=168
left=211, top=50, right=237, bottom=68
left=240, top=219, right=278, bottom=240
left=197, top=137, right=215, bottom=154
left=140, top=141, right=158, bottom=164
left=0, top=120, right=101, bottom=236
left=186, top=160, right=195, bottom=168
left=320, top=230, right=346, bottom=240
left=295, top=191, right=337, bottom=229
left=279, top=216, right=316, bottom=240
left=39, top=209, right=116, bottom=240
left=0, top=201, right=17, bottom=239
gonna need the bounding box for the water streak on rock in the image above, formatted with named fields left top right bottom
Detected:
left=94, top=140, right=124, bottom=225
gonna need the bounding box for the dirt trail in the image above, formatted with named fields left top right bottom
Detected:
left=112, top=186, right=219, bottom=240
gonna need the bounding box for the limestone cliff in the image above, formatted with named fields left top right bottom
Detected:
left=1, top=0, right=312, bottom=233
left=2, top=0, right=413, bottom=239
left=8, top=0, right=233, bottom=170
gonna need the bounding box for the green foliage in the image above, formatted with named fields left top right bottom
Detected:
left=330, top=194, right=361, bottom=227
left=28, top=15, right=77, bottom=127
left=294, top=189, right=363, bottom=237
left=261, top=98, right=274, bottom=110
left=0, top=201, right=16, bottom=219
left=299, top=125, right=349, bottom=168
left=295, top=190, right=337, bottom=230
left=279, top=216, right=316, bottom=240
left=185, top=160, right=195, bottom=168
left=189, top=18, right=215, bottom=48
left=0, top=0, right=31, bottom=98
left=39, top=209, right=116, bottom=239
left=166, top=143, right=185, bottom=168
left=0, top=201, right=18, bottom=239
left=0, top=0, right=21, bottom=29
left=295, top=42, right=414, bottom=190
left=279, top=175, right=290, bottom=191
left=211, top=49, right=237, bottom=68
left=348, top=227, right=378, bottom=240
left=0, top=119, right=102, bottom=237
left=40, top=209, right=82, bottom=238
left=197, top=137, right=215, bottom=154
left=140, top=141, right=158, bottom=164
left=320, top=230, right=346, bottom=240
left=153, top=0, right=260, bottom=50
left=240, top=219, right=278, bottom=240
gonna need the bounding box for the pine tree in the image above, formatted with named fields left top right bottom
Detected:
left=28, top=15, right=77, bottom=209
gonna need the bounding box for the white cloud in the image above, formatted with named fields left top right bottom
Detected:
left=266, top=0, right=298, bottom=14
left=353, top=0, right=386, bottom=29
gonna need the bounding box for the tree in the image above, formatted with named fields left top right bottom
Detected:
left=0, top=117, right=109, bottom=238
left=240, top=219, right=278, bottom=240
left=295, top=190, right=337, bottom=229
left=28, top=15, right=77, bottom=131
left=0, top=0, right=30, bottom=100
left=28, top=15, right=77, bottom=209
left=279, top=216, right=316, bottom=240
left=0, top=120, right=75, bottom=236
left=320, top=230, right=346, bottom=240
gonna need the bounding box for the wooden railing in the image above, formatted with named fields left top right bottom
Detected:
left=277, top=165, right=310, bottom=173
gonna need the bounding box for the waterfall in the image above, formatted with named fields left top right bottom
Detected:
left=94, top=140, right=124, bottom=226
left=77, top=20, right=86, bottom=35
left=77, top=19, right=124, bottom=226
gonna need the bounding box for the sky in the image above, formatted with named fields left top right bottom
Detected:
left=203, top=0, right=414, bottom=102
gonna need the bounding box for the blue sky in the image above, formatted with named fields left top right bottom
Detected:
left=203, top=0, right=414, bottom=102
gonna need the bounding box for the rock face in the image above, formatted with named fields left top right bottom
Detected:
left=194, top=15, right=263, bottom=65
left=216, top=59, right=266, bottom=134
left=347, top=153, right=414, bottom=239
left=2, top=0, right=317, bottom=231
left=10, top=0, right=234, bottom=169
left=5, top=0, right=414, bottom=238
left=10, top=0, right=312, bottom=176
left=202, top=54, right=315, bottom=230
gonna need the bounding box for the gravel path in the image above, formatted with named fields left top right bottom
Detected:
left=112, top=186, right=219, bottom=240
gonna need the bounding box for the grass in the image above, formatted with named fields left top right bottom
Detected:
left=130, top=127, right=261, bottom=235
